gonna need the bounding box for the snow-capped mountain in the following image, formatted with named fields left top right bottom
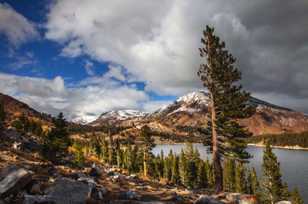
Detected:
left=90, top=91, right=308, bottom=136
left=89, top=109, right=147, bottom=126
left=99, top=109, right=147, bottom=120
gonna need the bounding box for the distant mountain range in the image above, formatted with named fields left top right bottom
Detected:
left=90, top=91, right=308, bottom=136
left=1, top=91, right=308, bottom=139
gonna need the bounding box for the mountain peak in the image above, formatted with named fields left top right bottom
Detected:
left=176, top=91, right=209, bottom=104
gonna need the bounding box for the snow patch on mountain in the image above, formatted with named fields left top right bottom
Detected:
left=98, top=109, right=148, bottom=120
left=176, top=91, right=209, bottom=105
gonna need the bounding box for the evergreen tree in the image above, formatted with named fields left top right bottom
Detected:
left=115, top=140, right=123, bottom=168
left=12, top=119, right=23, bottom=132
left=0, top=100, right=5, bottom=132
left=93, top=134, right=102, bottom=159
left=163, top=150, right=173, bottom=181
left=184, top=143, right=199, bottom=188
left=108, top=144, right=117, bottom=165
left=140, top=125, right=155, bottom=178
left=179, top=149, right=187, bottom=185
left=157, top=150, right=165, bottom=179
left=235, top=162, right=247, bottom=193
left=223, top=159, right=236, bottom=192
left=197, top=160, right=208, bottom=188
left=198, top=25, right=255, bottom=192
left=291, top=188, right=304, bottom=204
left=171, top=155, right=180, bottom=184
left=261, top=142, right=289, bottom=204
left=42, top=112, right=71, bottom=162
left=102, top=137, right=109, bottom=163
left=73, top=142, right=85, bottom=167
left=34, top=122, right=43, bottom=137
left=205, top=158, right=214, bottom=188
left=247, top=167, right=259, bottom=195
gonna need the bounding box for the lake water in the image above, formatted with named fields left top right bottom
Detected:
left=152, top=144, right=308, bottom=202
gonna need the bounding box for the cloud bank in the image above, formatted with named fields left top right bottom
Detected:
left=0, top=73, right=148, bottom=122
left=45, top=0, right=308, bottom=113
left=0, top=3, right=38, bottom=46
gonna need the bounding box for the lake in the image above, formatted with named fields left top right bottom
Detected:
left=152, top=144, right=308, bottom=202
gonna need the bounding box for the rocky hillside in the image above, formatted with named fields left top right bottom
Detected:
left=0, top=93, right=53, bottom=127
left=90, top=91, right=308, bottom=137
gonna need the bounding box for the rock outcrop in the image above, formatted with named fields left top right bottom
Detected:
left=0, top=166, right=32, bottom=198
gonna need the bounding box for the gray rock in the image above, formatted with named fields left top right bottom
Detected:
left=225, top=193, right=241, bottom=201
left=194, top=195, right=224, bottom=204
left=23, top=195, right=55, bottom=204
left=276, top=201, right=292, bottom=204
left=43, top=177, right=92, bottom=204
left=120, top=190, right=140, bottom=200
left=225, top=193, right=258, bottom=204
left=110, top=201, right=166, bottom=204
left=30, top=183, right=42, bottom=195
left=238, top=194, right=258, bottom=204
left=0, top=167, right=32, bottom=198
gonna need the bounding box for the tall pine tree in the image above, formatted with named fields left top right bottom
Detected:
left=140, top=125, right=155, bottom=178
left=42, top=112, right=71, bottom=162
left=261, top=142, right=289, bottom=203
left=223, top=159, right=236, bottom=192
left=198, top=25, right=255, bottom=192
left=235, top=162, right=247, bottom=193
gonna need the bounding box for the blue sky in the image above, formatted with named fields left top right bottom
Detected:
left=0, top=0, right=307, bottom=122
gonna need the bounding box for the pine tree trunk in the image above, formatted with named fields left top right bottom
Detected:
left=211, top=96, right=223, bottom=193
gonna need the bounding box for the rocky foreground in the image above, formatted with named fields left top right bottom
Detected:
left=0, top=129, right=264, bottom=204
left=0, top=128, right=295, bottom=204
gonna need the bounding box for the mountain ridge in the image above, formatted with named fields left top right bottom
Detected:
left=90, top=91, right=308, bottom=136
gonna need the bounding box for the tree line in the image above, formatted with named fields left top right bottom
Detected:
left=248, top=132, right=308, bottom=148
left=69, top=127, right=303, bottom=203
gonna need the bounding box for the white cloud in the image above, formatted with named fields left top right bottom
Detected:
left=0, top=72, right=149, bottom=122
left=104, top=65, right=126, bottom=82
left=44, top=0, right=255, bottom=96
left=44, top=0, right=308, bottom=113
left=84, top=60, right=95, bottom=76
left=0, top=3, right=39, bottom=46
left=142, top=100, right=173, bottom=112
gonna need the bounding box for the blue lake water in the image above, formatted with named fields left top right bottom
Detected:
left=152, top=144, right=308, bottom=202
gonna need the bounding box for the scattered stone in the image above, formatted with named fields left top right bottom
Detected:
left=29, top=182, right=42, bottom=195
left=161, top=192, right=183, bottom=202
left=0, top=166, right=18, bottom=181
left=225, top=192, right=241, bottom=201
left=110, top=201, right=166, bottom=204
left=224, top=193, right=257, bottom=204
left=89, top=163, right=101, bottom=177
left=237, top=194, right=258, bottom=204
left=194, top=195, right=224, bottom=204
left=0, top=167, right=32, bottom=198
left=120, top=190, right=140, bottom=200
left=12, top=142, right=21, bottom=150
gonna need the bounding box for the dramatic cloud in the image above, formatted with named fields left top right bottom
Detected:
left=45, top=0, right=308, bottom=113
left=0, top=73, right=150, bottom=122
left=0, top=3, right=39, bottom=46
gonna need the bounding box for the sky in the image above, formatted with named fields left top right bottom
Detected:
left=0, top=0, right=307, bottom=122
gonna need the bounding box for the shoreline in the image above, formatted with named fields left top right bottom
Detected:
left=247, top=143, right=308, bottom=151
left=155, top=141, right=308, bottom=151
